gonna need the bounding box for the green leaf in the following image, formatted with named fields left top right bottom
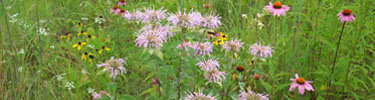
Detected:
left=117, top=94, right=136, bottom=100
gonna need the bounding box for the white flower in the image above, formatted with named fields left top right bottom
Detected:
left=18, top=67, right=23, bottom=72
left=37, top=28, right=48, bottom=36
left=95, top=16, right=105, bottom=24
left=19, top=49, right=25, bottom=54
left=50, top=45, right=55, bottom=49
left=9, top=13, right=18, bottom=23
left=87, top=88, right=95, bottom=94
left=81, top=17, right=89, bottom=20
left=256, top=13, right=264, bottom=18
left=241, top=14, right=247, bottom=19
left=87, top=45, right=94, bottom=49
left=56, top=74, right=65, bottom=81
left=6, top=6, right=12, bottom=10
left=65, top=82, right=75, bottom=90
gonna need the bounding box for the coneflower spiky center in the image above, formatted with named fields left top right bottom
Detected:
left=120, top=0, right=125, bottom=2
left=236, top=65, right=245, bottom=72
left=120, top=8, right=126, bottom=12
left=112, top=5, right=118, bottom=9
left=296, top=78, right=305, bottom=84
left=254, top=75, right=261, bottom=80
left=342, top=9, right=352, bottom=16
left=178, top=15, right=190, bottom=22
left=273, top=2, right=282, bottom=9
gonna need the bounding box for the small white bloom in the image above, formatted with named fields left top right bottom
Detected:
left=50, top=45, right=55, bottom=49
left=39, top=20, right=46, bottom=23
left=87, top=88, right=95, bottom=94
left=95, top=17, right=105, bottom=24
left=37, top=70, right=41, bottom=73
left=65, top=82, right=75, bottom=90
left=257, top=13, right=264, bottom=18
left=56, top=74, right=65, bottom=81
left=87, top=45, right=94, bottom=49
left=37, top=28, right=48, bottom=36
left=241, top=14, right=247, bottom=19
left=19, top=49, right=25, bottom=54
left=81, top=17, right=89, bottom=20
left=6, top=6, right=12, bottom=10
left=18, top=67, right=23, bottom=72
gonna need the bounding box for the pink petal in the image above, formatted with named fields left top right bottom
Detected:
left=298, top=85, right=305, bottom=94
left=289, top=83, right=298, bottom=91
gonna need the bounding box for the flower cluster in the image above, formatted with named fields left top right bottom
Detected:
left=222, top=39, right=243, bottom=52
left=249, top=43, right=273, bottom=58
left=184, top=89, right=217, bottom=100
left=196, top=59, right=225, bottom=83
left=238, top=89, right=269, bottom=100
left=96, top=57, right=127, bottom=80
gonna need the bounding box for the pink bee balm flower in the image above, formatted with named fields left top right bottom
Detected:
left=117, top=0, right=128, bottom=6
left=196, top=59, right=220, bottom=71
left=184, top=89, right=217, bottom=100
left=337, top=9, right=355, bottom=23
left=136, top=25, right=170, bottom=48
left=238, top=89, right=269, bottom=100
left=96, top=57, right=127, bottom=80
left=167, top=10, right=203, bottom=28
left=192, top=42, right=213, bottom=56
left=201, top=12, right=222, bottom=29
left=249, top=43, right=273, bottom=58
left=264, top=2, right=290, bottom=17
left=177, top=40, right=192, bottom=52
left=109, top=5, right=121, bottom=15
left=289, top=74, right=314, bottom=95
left=140, top=8, right=167, bottom=23
left=222, top=39, right=243, bottom=52
left=205, top=69, right=225, bottom=83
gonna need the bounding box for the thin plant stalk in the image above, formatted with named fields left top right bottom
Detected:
left=177, top=27, right=186, bottom=99
left=326, top=21, right=347, bottom=99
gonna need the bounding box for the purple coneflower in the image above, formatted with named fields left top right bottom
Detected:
left=289, top=74, right=314, bottom=95
left=201, top=12, right=221, bottom=29
left=196, top=59, right=220, bottom=71
left=192, top=42, right=213, bottom=56
left=238, top=89, right=269, bottom=100
left=205, top=69, right=225, bottom=83
left=184, top=89, right=217, bottom=100
left=96, top=57, right=127, bottom=80
left=110, top=5, right=121, bottom=15
left=167, top=10, right=203, bottom=28
left=117, top=0, right=128, bottom=6
left=264, top=2, right=290, bottom=17
left=249, top=43, right=273, bottom=58
left=120, top=8, right=128, bottom=17
left=222, top=39, right=243, bottom=52
left=337, top=9, right=355, bottom=23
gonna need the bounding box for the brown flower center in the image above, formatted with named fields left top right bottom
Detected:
left=120, top=8, right=126, bottom=12
left=88, top=35, right=92, bottom=38
left=78, top=42, right=82, bottom=45
left=273, top=2, right=283, bottom=9
left=236, top=65, right=245, bottom=72
left=102, top=46, right=105, bottom=49
left=178, top=15, right=190, bottom=22
left=84, top=52, right=88, bottom=55
left=254, top=75, right=261, bottom=80
left=342, top=9, right=351, bottom=16
left=120, top=0, right=125, bottom=2
left=112, top=5, right=118, bottom=9
left=296, top=78, right=305, bottom=84
left=89, top=55, right=94, bottom=59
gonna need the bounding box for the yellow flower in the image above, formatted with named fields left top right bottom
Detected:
left=248, top=60, right=254, bottom=66
left=232, top=74, right=238, bottom=80
left=220, top=32, right=228, bottom=41
left=81, top=52, right=93, bottom=61
left=98, top=46, right=110, bottom=55
left=213, top=38, right=224, bottom=45
left=76, top=22, right=82, bottom=28
left=86, top=34, right=96, bottom=41
left=88, top=54, right=94, bottom=62
left=73, top=42, right=86, bottom=51
left=60, top=32, right=72, bottom=40
left=77, top=31, right=88, bottom=36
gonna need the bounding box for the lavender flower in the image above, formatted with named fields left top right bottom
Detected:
left=238, top=89, right=269, bottom=100
left=97, top=57, right=127, bottom=79
left=136, top=25, right=172, bottom=48
left=184, top=89, right=217, bottom=100
left=222, top=39, right=243, bottom=52
left=249, top=43, right=273, bottom=58
left=140, top=8, right=167, bottom=22
left=177, top=40, right=192, bottom=52
left=196, top=59, right=220, bottom=71
left=201, top=12, right=221, bottom=29
left=192, top=42, right=213, bottom=56
left=167, top=10, right=203, bottom=28
left=205, top=69, right=225, bottom=83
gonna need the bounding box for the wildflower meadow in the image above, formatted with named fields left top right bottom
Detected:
left=1, top=0, right=375, bottom=100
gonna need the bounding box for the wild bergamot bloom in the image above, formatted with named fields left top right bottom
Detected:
left=201, top=12, right=221, bottom=29
left=77, top=30, right=88, bottom=36
left=249, top=43, right=273, bottom=58
left=337, top=9, right=355, bottom=23
left=204, top=69, right=225, bottom=83
left=222, top=39, right=243, bottom=52
left=264, top=2, right=290, bottom=17
left=184, top=89, right=217, bottom=100
left=140, top=8, right=167, bottom=23
left=196, top=59, right=220, bottom=71
left=73, top=41, right=87, bottom=51
left=177, top=40, right=192, bottom=52
left=96, top=57, right=127, bottom=79
left=238, top=89, right=269, bottom=100
left=81, top=52, right=93, bottom=60
left=289, top=74, right=314, bottom=95
left=167, top=10, right=203, bottom=28
left=192, top=42, right=213, bottom=56
left=135, top=25, right=169, bottom=48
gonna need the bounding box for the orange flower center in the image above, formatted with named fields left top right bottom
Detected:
left=236, top=65, right=245, bottom=72
left=120, top=0, right=125, bottom=2
left=273, top=2, right=282, bottom=9
left=254, top=75, right=261, bottom=79
left=296, top=78, right=305, bottom=84
left=342, top=9, right=351, bottom=16
left=112, top=5, right=118, bottom=9
left=120, top=8, right=126, bottom=12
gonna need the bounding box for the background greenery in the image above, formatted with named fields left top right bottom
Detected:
left=1, top=0, right=374, bottom=99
